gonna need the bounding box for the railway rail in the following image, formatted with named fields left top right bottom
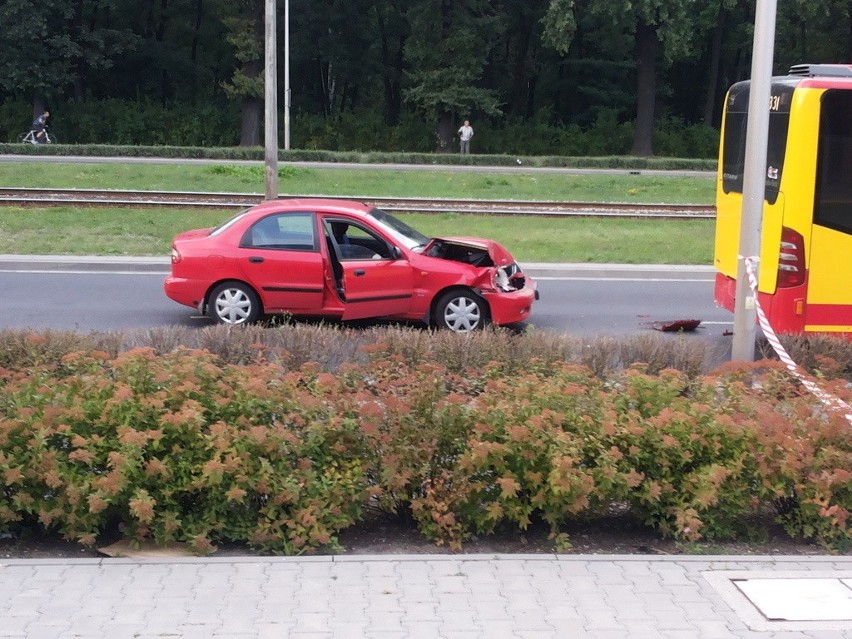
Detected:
left=0, top=187, right=715, bottom=219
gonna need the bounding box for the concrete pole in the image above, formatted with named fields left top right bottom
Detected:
left=264, top=0, right=279, bottom=200
left=284, top=0, right=290, bottom=151
left=731, top=0, right=777, bottom=361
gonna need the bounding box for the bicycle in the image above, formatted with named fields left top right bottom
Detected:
left=19, top=128, right=55, bottom=144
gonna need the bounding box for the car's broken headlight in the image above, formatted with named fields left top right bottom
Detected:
left=493, top=263, right=524, bottom=292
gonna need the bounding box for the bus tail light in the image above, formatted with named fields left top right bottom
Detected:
left=777, top=227, right=805, bottom=288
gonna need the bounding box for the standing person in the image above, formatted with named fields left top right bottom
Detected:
left=31, top=110, right=49, bottom=143
left=457, top=120, right=474, bottom=154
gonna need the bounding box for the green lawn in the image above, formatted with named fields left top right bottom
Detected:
left=0, top=162, right=717, bottom=263
left=0, top=162, right=715, bottom=203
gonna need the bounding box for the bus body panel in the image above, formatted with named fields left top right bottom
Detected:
left=713, top=170, right=785, bottom=297
left=714, top=66, right=852, bottom=339
left=758, top=192, right=784, bottom=293
left=712, top=192, right=741, bottom=282
left=806, top=227, right=852, bottom=335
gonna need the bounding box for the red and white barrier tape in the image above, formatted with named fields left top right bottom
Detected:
left=744, top=256, right=852, bottom=425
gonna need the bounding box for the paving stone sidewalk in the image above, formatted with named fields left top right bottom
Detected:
left=1, top=554, right=850, bottom=639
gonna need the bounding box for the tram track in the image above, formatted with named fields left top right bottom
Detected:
left=0, top=187, right=715, bottom=219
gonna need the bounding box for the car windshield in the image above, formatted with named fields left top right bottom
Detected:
left=369, top=208, right=430, bottom=250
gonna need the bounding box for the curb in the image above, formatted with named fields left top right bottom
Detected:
left=1, top=553, right=847, bottom=566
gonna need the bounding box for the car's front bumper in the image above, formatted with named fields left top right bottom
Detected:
left=482, top=277, right=538, bottom=326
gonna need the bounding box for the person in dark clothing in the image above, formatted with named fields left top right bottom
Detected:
left=31, top=110, right=49, bottom=143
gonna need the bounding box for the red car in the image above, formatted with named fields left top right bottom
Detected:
left=164, top=198, right=538, bottom=331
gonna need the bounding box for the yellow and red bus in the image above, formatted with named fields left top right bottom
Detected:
left=714, top=63, right=852, bottom=338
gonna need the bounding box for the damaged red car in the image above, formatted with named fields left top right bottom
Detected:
left=164, top=198, right=538, bottom=331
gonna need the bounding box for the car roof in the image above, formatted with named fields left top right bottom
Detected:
left=248, top=198, right=373, bottom=217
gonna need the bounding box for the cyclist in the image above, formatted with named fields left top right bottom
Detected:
left=30, top=110, right=50, bottom=143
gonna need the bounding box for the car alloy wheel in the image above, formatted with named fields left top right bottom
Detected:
left=209, top=282, right=261, bottom=325
left=435, top=290, right=488, bottom=332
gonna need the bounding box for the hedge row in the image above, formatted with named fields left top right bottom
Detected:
left=1, top=99, right=719, bottom=158
left=1, top=338, right=850, bottom=555
left=0, top=141, right=718, bottom=172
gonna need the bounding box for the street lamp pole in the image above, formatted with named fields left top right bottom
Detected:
left=731, top=0, right=777, bottom=361
left=263, top=0, right=279, bottom=200
left=284, top=0, right=290, bottom=151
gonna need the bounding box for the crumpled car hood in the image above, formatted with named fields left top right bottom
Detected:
left=427, top=236, right=515, bottom=267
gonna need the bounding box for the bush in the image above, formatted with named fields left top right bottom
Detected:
left=1, top=98, right=719, bottom=160
left=763, top=334, right=852, bottom=381
left=1, top=326, right=849, bottom=555
left=0, top=99, right=241, bottom=146
left=0, top=347, right=368, bottom=554
left=654, top=117, right=720, bottom=159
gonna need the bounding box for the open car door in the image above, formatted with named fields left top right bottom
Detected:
left=324, top=218, right=415, bottom=321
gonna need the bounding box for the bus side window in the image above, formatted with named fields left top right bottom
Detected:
left=814, top=91, right=852, bottom=235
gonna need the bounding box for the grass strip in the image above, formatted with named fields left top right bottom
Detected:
left=0, top=162, right=715, bottom=204
left=0, top=206, right=714, bottom=264
left=0, top=162, right=716, bottom=263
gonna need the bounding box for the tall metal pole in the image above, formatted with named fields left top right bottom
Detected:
left=284, top=0, right=290, bottom=151
left=264, top=0, right=279, bottom=200
left=731, top=0, right=777, bottom=361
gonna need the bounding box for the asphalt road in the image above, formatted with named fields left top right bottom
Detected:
left=0, top=256, right=731, bottom=338
left=0, top=155, right=725, bottom=336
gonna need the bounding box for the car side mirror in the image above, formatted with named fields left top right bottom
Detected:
left=390, top=246, right=403, bottom=260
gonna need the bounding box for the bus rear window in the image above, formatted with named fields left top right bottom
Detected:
left=814, top=90, right=852, bottom=235
left=721, top=83, right=793, bottom=205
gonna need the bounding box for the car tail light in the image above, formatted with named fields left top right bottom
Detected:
left=777, top=226, right=805, bottom=288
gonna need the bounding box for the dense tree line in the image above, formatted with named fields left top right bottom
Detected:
left=1, top=0, right=850, bottom=155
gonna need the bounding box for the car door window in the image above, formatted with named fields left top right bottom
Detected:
left=326, top=220, right=394, bottom=260
left=242, top=212, right=317, bottom=250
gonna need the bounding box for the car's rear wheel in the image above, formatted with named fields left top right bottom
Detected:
left=434, top=290, right=489, bottom=332
left=209, top=282, right=261, bottom=325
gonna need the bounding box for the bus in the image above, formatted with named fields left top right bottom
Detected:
left=714, top=63, right=852, bottom=338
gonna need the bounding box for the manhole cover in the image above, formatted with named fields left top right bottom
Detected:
left=734, top=578, right=852, bottom=622
left=703, top=570, right=852, bottom=632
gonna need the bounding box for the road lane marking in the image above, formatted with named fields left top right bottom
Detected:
left=0, top=269, right=168, bottom=275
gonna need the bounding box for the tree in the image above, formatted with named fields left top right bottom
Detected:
left=289, top=0, right=379, bottom=117
left=403, top=0, right=503, bottom=152
left=0, top=0, right=68, bottom=113
left=64, top=0, right=139, bottom=101
left=373, top=0, right=409, bottom=124
left=776, top=0, right=852, bottom=69
left=696, top=0, right=737, bottom=126
left=495, top=0, right=550, bottom=119
left=543, top=0, right=698, bottom=156
left=538, top=0, right=634, bottom=133
left=0, top=0, right=135, bottom=112
left=94, top=0, right=231, bottom=105
left=220, top=0, right=264, bottom=146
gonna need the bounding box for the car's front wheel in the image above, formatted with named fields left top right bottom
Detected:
left=208, top=282, right=261, bottom=325
left=433, top=290, right=489, bottom=332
